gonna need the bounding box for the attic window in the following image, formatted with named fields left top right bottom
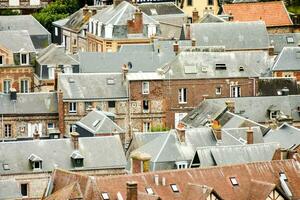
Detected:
left=107, top=78, right=115, bottom=85
left=145, top=187, right=154, bottom=195
left=28, top=154, right=42, bottom=170
left=92, top=119, right=101, bottom=127
left=215, top=64, right=227, bottom=70
left=150, top=9, right=158, bottom=15
left=101, top=192, right=110, bottom=200
left=170, top=184, right=180, bottom=193
left=2, top=164, right=9, bottom=170
left=286, top=36, right=294, bottom=44
left=184, top=65, right=197, bottom=74
left=230, top=177, right=239, bottom=186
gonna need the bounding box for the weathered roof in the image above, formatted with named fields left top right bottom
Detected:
left=221, top=126, right=264, bottom=145
left=190, top=21, right=270, bottom=50
left=0, top=30, right=35, bottom=52
left=192, top=142, right=280, bottom=168
left=0, top=15, right=50, bottom=35
left=272, top=47, right=300, bottom=71
left=79, top=51, right=174, bottom=73
left=269, top=33, right=300, bottom=54
left=264, top=123, right=300, bottom=149
left=76, top=110, right=125, bottom=135
left=58, top=73, right=128, bottom=100
left=126, top=72, right=163, bottom=81
left=0, top=136, right=126, bottom=174
left=160, top=50, right=272, bottom=79
left=0, top=92, right=58, bottom=115
left=198, top=13, right=226, bottom=23
left=37, top=44, right=79, bottom=65
left=52, top=17, right=70, bottom=27
left=138, top=2, right=184, bottom=16
left=0, top=179, right=22, bottom=200
left=223, top=1, right=293, bottom=27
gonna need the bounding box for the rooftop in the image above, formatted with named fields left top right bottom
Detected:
left=0, top=30, right=35, bottom=52
left=272, top=47, right=300, bottom=71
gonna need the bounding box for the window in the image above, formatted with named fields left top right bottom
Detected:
left=2, top=164, right=9, bottom=170
left=215, top=64, right=227, bottom=70
left=215, top=87, right=221, bottom=95
left=143, top=100, right=149, bottom=113
left=85, top=102, right=92, bottom=111
left=54, top=27, right=58, bottom=36
left=208, top=0, right=214, bottom=5
left=296, top=52, right=300, bottom=59
left=187, top=0, right=192, bottom=6
left=69, top=102, right=77, bottom=113
left=69, top=124, right=77, bottom=133
left=48, top=67, right=55, bottom=79
left=101, top=192, right=110, bottom=200
left=170, top=184, right=179, bottom=193
left=286, top=36, right=294, bottom=44
left=34, top=161, right=41, bottom=169
left=178, top=88, right=187, bottom=103
left=176, top=161, right=188, bottom=169
left=230, top=177, right=239, bottom=186
left=108, top=101, right=115, bottom=108
left=0, top=55, right=3, bottom=65
left=21, top=183, right=28, bottom=197
left=4, top=124, right=12, bottom=138
left=230, top=86, right=241, bottom=97
left=145, top=187, right=154, bottom=195
left=20, top=53, right=29, bottom=65
left=270, top=110, right=279, bottom=120
left=20, top=79, right=29, bottom=93
left=143, top=122, right=151, bottom=132
left=3, top=80, right=11, bottom=94
left=47, top=123, right=54, bottom=129
left=142, top=81, right=150, bottom=94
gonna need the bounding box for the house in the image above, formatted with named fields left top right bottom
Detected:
left=43, top=159, right=300, bottom=199
left=179, top=0, right=219, bottom=19
left=87, top=1, right=160, bottom=52
left=0, top=15, right=51, bottom=49
left=222, top=1, right=294, bottom=33
left=34, top=44, right=79, bottom=92
left=183, top=21, right=271, bottom=52
left=269, top=33, right=300, bottom=54
left=0, top=0, right=50, bottom=14
left=0, top=30, right=36, bottom=94
left=0, top=179, right=22, bottom=200
left=57, top=73, right=128, bottom=136
left=0, top=92, right=58, bottom=139
left=272, top=47, right=300, bottom=82
left=264, top=123, right=300, bottom=153
left=52, top=17, right=69, bottom=45
left=76, top=110, right=126, bottom=144
left=0, top=135, right=126, bottom=199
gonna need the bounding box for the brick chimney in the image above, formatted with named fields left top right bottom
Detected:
left=176, top=125, right=186, bottom=143
left=130, top=152, right=151, bottom=174
left=212, top=120, right=221, bottom=140
left=54, top=68, right=61, bottom=91
left=58, top=90, right=65, bottom=137
left=173, top=41, right=179, bottom=55
left=246, top=127, right=253, bottom=144
left=192, top=8, right=199, bottom=23
left=127, top=10, right=143, bottom=34
left=126, top=181, right=138, bottom=200
left=225, top=100, right=235, bottom=113
left=70, top=132, right=80, bottom=150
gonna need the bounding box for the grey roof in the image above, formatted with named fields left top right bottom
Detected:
left=0, top=92, right=58, bottom=115
left=192, top=142, right=279, bottom=168
left=0, top=136, right=126, bottom=174
left=0, top=179, right=22, bottom=200
left=79, top=51, right=174, bottom=73
left=76, top=110, right=125, bottom=135
left=185, top=127, right=217, bottom=147
left=269, top=33, right=300, bottom=54
left=0, top=15, right=50, bottom=35
left=221, top=126, right=264, bottom=145
left=161, top=50, right=273, bottom=79
left=272, top=47, right=300, bottom=71
left=138, top=2, right=184, bottom=16
left=198, top=13, right=227, bottom=23
left=58, top=73, right=128, bottom=100
left=37, top=44, right=79, bottom=65
left=52, top=17, right=70, bottom=27
left=264, top=123, right=300, bottom=149
left=190, top=21, right=269, bottom=50
left=0, top=30, right=35, bottom=52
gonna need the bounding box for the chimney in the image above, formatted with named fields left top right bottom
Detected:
left=212, top=120, right=221, bottom=140
left=10, top=88, right=17, bottom=101
left=192, top=8, right=199, bottom=23
left=225, top=100, right=235, bottom=113
left=54, top=68, right=61, bottom=91
left=176, top=126, right=186, bottom=143
left=58, top=90, right=65, bottom=137
left=269, top=46, right=275, bottom=56
left=126, top=181, right=138, bottom=200
left=185, top=23, right=191, bottom=40
left=130, top=152, right=151, bottom=173
left=246, top=127, right=253, bottom=144
left=127, top=10, right=143, bottom=34
left=192, top=39, right=196, bottom=47
left=287, top=149, right=297, bottom=159
left=70, top=132, right=80, bottom=150
left=173, top=41, right=179, bottom=55
left=33, top=130, right=40, bottom=140
left=83, top=4, right=89, bottom=16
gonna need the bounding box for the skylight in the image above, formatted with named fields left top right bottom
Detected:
left=286, top=36, right=294, bottom=44
left=230, top=177, right=239, bottom=186
left=2, top=164, right=9, bottom=170
left=101, top=192, right=110, bottom=200
left=170, top=184, right=180, bottom=193
left=150, top=9, right=158, bottom=15
left=107, top=78, right=115, bottom=85
left=145, top=187, right=154, bottom=195
left=215, top=64, right=227, bottom=70
left=92, top=120, right=101, bottom=127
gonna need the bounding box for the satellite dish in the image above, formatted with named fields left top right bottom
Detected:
left=128, top=62, right=133, bottom=69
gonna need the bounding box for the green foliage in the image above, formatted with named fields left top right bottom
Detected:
left=150, top=124, right=170, bottom=132
left=0, top=9, right=20, bottom=15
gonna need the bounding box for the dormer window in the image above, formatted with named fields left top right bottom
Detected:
left=28, top=154, right=42, bottom=170
left=270, top=110, right=279, bottom=120
left=71, top=151, right=84, bottom=168
left=239, top=66, right=245, bottom=72
left=286, top=36, right=294, bottom=44
left=20, top=53, right=29, bottom=65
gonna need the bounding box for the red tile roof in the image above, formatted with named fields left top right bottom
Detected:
left=223, top=1, right=293, bottom=27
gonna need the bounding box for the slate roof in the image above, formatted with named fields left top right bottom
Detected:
left=264, top=123, right=300, bottom=149
left=198, top=13, right=227, bottom=23
left=52, top=18, right=69, bottom=28
left=221, top=126, right=264, bottom=145
left=160, top=50, right=273, bottom=79
left=223, top=1, right=293, bottom=27
left=0, top=92, right=58, bottom=115
left=76, top=110, right=125, bottom=135
left=0, top=15, right=50, bottom=35
left=269, top=33, right=300, bottom=54
left=45, top=159, right=300, bottom=200
left=78, top=51, right=174, bottom=73
left=58, top=73, right=128, bottom=100
left=0, top=30, right=35, bottom=52
left=0, top=136, right=126, bottom=174
left=0, top=179, right=22, bottom=200
left=272, top=47, right=300, bottom=71
left=37, top=44, right=79, bottom=65
left=138, top=2, right=184, bottom=16
left=190, top=21, right=270, bottom=50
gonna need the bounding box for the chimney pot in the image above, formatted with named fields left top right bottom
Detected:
left=246, top=127, right=254, bottom=144
left=162, top=177, right=166, bottom=186
left=70, top=132, right=80, bottom=150
left=126, top=181, right=138, bottom=200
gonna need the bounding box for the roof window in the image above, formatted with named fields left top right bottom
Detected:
left=170, top=184, right=180, bottom=193
left=230, top=177, right=239, bottom=186
left=150, top=9, right=158, bottom=15
left=184, top=65, right=197, bottom=74
left=2, top=164, right=9, bottom=170
left=239, top=66, right=245, bottom=72
left=145, top=187, right=154, bottom=195
left=296, top=51, right=300, bottom=59
left=286, top=36, right=294, bottom=44
left=215, top=64, right=227, bottom=70
left=92, top=119, right=101, bottom=127
left=101, top=192, right=110, bottom=200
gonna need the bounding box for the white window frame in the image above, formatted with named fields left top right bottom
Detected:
left=3, top=79, right=11, bottom=94
left=143, top=122, right=151, bottom=132
left=20, top=53, right=29, bottom=65
left=230, top=86, right=241, bottom=98
left=20, top=79, right=29, bottom=93
left=142, top=81, right=150, bottom=94
left=69, top=102, right=77, bottom=113
left=215, top=87, right=222, bottom=95
left=64, top=66, right=73, bottom=74
left=178, top=88, right=187, bottom=104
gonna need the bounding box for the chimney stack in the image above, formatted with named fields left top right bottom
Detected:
left=58, top=90, right=65, bottom=137
left=246, top=127, right=253, bottom=144
left=176, top=125, right=186, bottom=143
left=192, top=8, right=199, bottom=23
left=130, top=152, right=151, bottom=173
left=10, top=88, right=17, bottom=101
left=70, top=132, right=80, bottom=150
left=225, top=100, right=235, bottom=113
left=126, top=181, right=138, bottom=200
left=127, top=10, right=143, bottom=34
left=173, top=41, right=179, bottom=55
left=33, top=130, right=40, bottom=140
